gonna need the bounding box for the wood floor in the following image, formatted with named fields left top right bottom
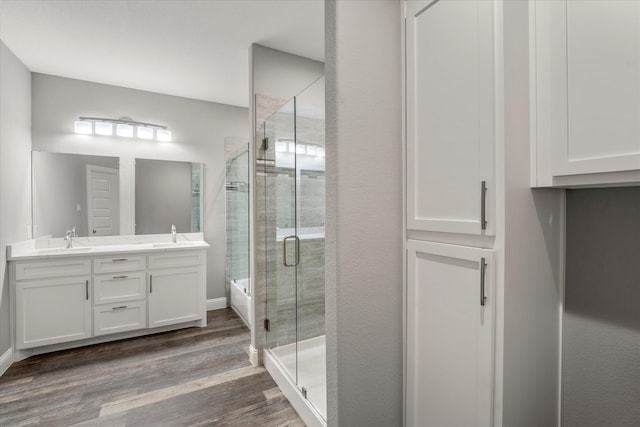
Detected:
left=0, top=309, right=304, bottom=427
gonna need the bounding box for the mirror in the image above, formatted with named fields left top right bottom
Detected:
left=31, top=151, right=203, bottom=238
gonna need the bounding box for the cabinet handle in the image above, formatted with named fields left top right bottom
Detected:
left=112, top=258, right=128, bottom=262
left=112, top=275, right=128, bottom=280
left=480, top=257, right=487, bottom=306
left=112, top=305, right=128, bottom=310
left=86, top=279, right=89, bottom=301
left=150, top=275, right=153, bottom=293
left=481, top=181, right=488, bottom=230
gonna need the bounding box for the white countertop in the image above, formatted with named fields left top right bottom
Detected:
left=7, top=233, right=210, bottom=261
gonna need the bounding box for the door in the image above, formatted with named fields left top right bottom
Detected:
left=264, top=98, right=298, bottom=383
left=148, top=267, right=202, bottom=328
left=533, top=0, right=640, bottom=177
left=16, top=276, right=92, bottom=349
left=406, top=0, right=496, bottom=235
left=406, top=240, right=494, bottom=427
left=87, top=164, right=119, bottom=236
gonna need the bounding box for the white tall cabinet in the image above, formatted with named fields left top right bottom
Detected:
left=405, top=1, right=562, bottom=426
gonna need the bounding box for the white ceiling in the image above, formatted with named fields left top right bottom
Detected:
left=0, top=0, right=324, bottom=108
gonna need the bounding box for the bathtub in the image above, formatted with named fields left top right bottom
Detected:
left=230, top=278, right=251, bottom=327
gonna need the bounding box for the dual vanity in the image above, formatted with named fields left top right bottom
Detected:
left=7, top=234, right=209, bottom=361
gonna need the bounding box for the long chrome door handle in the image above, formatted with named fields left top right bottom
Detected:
left=283, top=235, right=301, bottom=267
left=481, top=181, right=488, bottom=230
left=480, top=257, right=487, bottom=306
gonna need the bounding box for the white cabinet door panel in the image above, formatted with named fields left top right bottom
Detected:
left=16, top=276, right=92, bottom=349
left=148, top=267, right=204, bottom=328
left=406, top=0, right=496, bottom=235
left=534, top=0, right=640, bottom=178
left=407, top=240, right=494, bottom=427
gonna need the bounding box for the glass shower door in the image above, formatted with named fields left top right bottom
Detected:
left=294, top=76, right=326, bottom=419
left=264, top=98, right=298, bottom=383
left=263, top=77, right=326, bottom=423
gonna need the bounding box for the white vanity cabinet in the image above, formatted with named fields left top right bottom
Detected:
left=148, top=251, right=206, bottom=328
left=531, top=0, right=640, bottom=187
left=14, top=259, right=92, bottom=349
left=9, top=244, right=208, bottom=356
left=92, top=256, right=147, bottom=336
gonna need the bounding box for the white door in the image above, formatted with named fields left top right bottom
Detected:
left=148, top=267, right=203, bottom=328
left=406, top=240, right=494, bottom=427
left=87, top=165, right=119, bottom=236
left=16, top=276, right=92, bottom=349
left=406, top=0, right=497, bottom=235
left=533, top=0, right=640, bottom=177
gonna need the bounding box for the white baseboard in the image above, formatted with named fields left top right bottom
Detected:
left=0, top=348, right=13, bottom=378
left=207, top=297, right=228, bottom=311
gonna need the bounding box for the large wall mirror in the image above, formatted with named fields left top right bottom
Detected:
left=32, top=151, right=203, bottom=238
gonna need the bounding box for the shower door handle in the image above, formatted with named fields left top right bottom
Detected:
left=283, top=235, right=300, bottom=267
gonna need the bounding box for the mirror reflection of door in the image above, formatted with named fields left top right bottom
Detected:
left=86, top=165, right=119, bottom=236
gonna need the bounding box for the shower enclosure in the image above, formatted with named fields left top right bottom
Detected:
left=257, top=76, right=326, bottom=424
left=225, top=143, right=251, bottom=326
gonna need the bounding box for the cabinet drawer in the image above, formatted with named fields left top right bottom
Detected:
left=93, top=255, right=146, bottom=274
left=15, top=259, right=91, bottom=281
left=94, top=272, right=146, bottom=304
left=149, top=251, right=203, bottom=269
left=93, top=301, right=146, bottom=336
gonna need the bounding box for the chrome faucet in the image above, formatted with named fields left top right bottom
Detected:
left=171, top=224, right=177, bottom=243
left=65, top=227, right=77, bottom=248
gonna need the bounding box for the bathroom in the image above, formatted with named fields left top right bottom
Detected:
left=0, top=1, right=330, bottom=426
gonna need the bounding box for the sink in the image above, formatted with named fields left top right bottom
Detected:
left=152, top=242, right=199, bottom=249
left=37, top=247, right=92, bottom=255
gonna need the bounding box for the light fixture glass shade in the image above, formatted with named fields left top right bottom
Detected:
left=288, top=142, right=296, bottom=153
left=156, top=128, right=172, bottom=142
left=94, top=122, right=113, bottom=136
left=116, top=123, right=134, bottom=138
left=296, top=144, right=306, bottom=154
left=317, top=147, right=325, bottom=158
left=306, top=145, right=317, bottom=155
left=136, top=126, right=154, bottom=140
left=74, top=120, right=93, bottom=135
left=276, top=141, right=288, bottom=152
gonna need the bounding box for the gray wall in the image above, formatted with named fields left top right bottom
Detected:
left=564, top=187, right=640, bottom=426
left=135, top=158, right=191, bottom=235
left=32, top=74, right=248, bottom=301
left=325, top=1, right=403, bottom=425
left=0, top=42, right=32, bottom=355
left=501, top=2, right=563, bottom=424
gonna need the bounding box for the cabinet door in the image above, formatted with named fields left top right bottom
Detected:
left=406, top=0, right=497, bottom=235
left=16, top=276, right=92, bottom=349
left=534, top=0, right=640, bottom=178
left=148, top=267, right=204, bottom=328
left=406, top=240, right=494, bottom=427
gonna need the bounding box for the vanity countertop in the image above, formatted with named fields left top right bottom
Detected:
left=7, top=234, right=210, bottom=261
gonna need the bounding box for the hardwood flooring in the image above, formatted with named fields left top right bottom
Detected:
left=0, top=309, right=304, bottom=427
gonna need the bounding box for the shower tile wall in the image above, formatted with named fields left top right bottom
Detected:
left=225, top=140, right=250, bottom=287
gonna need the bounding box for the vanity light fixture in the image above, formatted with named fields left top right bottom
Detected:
left=74, top=120, right=93, bottom=135
left=73, top=117, right=172, bottom=142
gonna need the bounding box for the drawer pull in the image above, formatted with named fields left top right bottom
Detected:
left=112, top=258, right=128, bottom=262
left=112, top=305, right=128, bottom=310
left=112, top=275, right=129, bottom=280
